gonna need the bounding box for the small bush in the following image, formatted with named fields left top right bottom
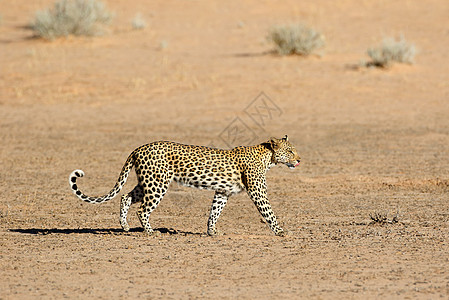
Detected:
left=131, top=14, right=146, bottom=30
left=366, top=36, right=416, bottom=68
left=268, top=24, right=325, bottom=56
left=32, top=0, right=112, bottom=40
left=369, top=211, right=399, bottom=225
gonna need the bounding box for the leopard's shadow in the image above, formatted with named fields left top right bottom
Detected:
left=9, top=227, right=203, bottom=236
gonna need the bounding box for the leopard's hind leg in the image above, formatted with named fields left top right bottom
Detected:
left=120, top=185, right=144, bottom=231
left=207, top=192, right=228, bottom=236
left=137, top=168, right=172, bottom=236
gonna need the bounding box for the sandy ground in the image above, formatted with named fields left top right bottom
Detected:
left=1, top=0, right=449, bottom=298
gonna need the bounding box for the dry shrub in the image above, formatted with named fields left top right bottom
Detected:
left=131, top=14, right=146, bottom=30
left=32, top=0, right=112, bottom=40
left=366, top=36, right=416, bottom=67
left=268, top=24, right=325, bottom=56
left=369, top=211, right=399, bottom=225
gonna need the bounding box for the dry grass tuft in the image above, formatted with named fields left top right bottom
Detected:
left=369, top=211, right=400, bottom=225
left=32, top=0, right=112, bottom=40
left=268, top=24, right=325, bottom=56
left=131, top=14, right=146, bottom=30
left=366, top=36, right=416, bottom=68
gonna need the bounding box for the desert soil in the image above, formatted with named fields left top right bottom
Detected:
left=1, top=0, right=449, bottom=299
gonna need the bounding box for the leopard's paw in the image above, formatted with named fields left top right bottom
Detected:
left=274, top=228, right=286, bottom=237
left=207, top=227, right=220, bottom=236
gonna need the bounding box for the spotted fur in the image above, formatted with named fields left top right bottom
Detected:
left=69, top=135, right=301, bottom=236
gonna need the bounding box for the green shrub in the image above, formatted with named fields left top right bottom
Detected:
left=366, top=36, right=416, bottom=67
left=32, top=0, right=112, bottom=40
left=268, top=24, right=325, bottom=56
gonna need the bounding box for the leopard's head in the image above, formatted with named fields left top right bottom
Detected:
left=267, top=135, right=301, bottom=169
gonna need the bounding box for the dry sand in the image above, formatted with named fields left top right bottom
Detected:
left=1, top=0, right=448, bottom=298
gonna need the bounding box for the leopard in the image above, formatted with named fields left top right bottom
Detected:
left=69, top=135, right=301, bottom=236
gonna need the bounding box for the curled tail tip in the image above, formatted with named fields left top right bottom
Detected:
left=69, top=169, right=86, bottom=199
left=70, top=169, right=85, bottom=179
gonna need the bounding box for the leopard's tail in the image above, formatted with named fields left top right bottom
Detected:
left=69, top=151, right=135, bottom=204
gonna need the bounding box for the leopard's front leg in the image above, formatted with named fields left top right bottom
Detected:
left=245, top=172, right=285, bottom=236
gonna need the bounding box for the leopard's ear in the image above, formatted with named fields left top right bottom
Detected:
left=269, top=137, right=280, bottom=150
left=282, top=135, right=288, bottom=141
